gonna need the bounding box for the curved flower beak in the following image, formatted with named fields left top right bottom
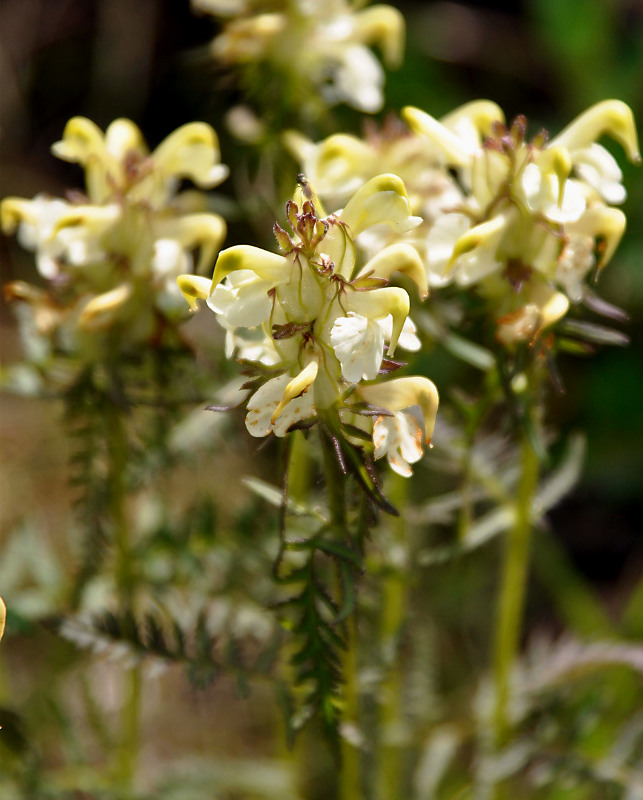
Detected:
left=152, top=122, right=230, bottom=187
left=352, top=5, right=405, bottom=68
left=339, top=173, right=421, bottom=236
left=358, top=243, right=428, bottom=299
left=550, top=100, right=641, bottom=164
left=51, top=116, right=107, bottom=164
left=157, top=213, right=226, bottom=275
left=568, top=206, right=627, bottom=269
left=176, top=275, right=212, bottom=310
left=359, top=375, right=440, bottom=445
left=51, top=116, right=114, bottom=202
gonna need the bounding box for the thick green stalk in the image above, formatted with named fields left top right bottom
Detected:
left=320, top=432, right=362, bottom=800
left=105, top=398, right=141, bottom=790
left=115, top=666, right=142, bottom=789
left=492, top=432, right=539, bottom=751
left=376, top=472, right=409, bottom=800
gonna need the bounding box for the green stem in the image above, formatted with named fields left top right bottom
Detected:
left=115, top=666, right=142, bottom=792
left=376, top=472, right=409, bottom=800
left=105, top=396, right=142, bottom=790
left=106, top=401, right=133, bottom=610
left=492, top=432, right=539, bottom=752
left=320, top=431, right=362, bottom=800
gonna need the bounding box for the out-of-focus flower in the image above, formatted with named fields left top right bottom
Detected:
left=178, top=175, right=438, bottom=476
left=192, top=0, right=404, bottom=115
left=402, top=99, right=640, bottom=346
left=286, top=116, right=463, bottom=280
left=2, top=117, right=228, bottom=366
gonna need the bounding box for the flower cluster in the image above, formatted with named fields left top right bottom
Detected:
left=289, top=100, right=640, bottom=349
left=2, top=117, right=228, bottom=363
left=192, top=0, right=404, bottom=114
left=403, top=99, right=640, bottom=346
left=286, top=114, right=462, bottom=263
left=179, top=175, right=439, bottom=476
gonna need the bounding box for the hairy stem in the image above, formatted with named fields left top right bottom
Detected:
left=376, top=472, right=409, bottom=799
left=320, top=431, right=362, bottom=800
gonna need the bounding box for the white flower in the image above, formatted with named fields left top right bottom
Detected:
left=330, top=312, right=384, bottom=382
left=359, top=375, right=439, bottom=475
left=555, top=234, right=595, bottom=303
left=372, top=410, right=424, bottom=477
left=322, top=44, right=384, bottom=113
left=520, top=163, right=585, bottom=224
left=572, top=143, right=626, bottom=204
left=14, top=195, right=71, bottom=278
left=245, top=370, right=317, bottom=437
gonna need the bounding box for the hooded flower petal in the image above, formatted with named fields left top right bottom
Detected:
left=270, top=361, right=319, bottom=425
left=566, top=205, right=626, bottom=269
left=176, top=275, right=212, bottom=310
left=155, top=213, right=226, bottom=276
left=358, top=242, right=428, bottom=298
left=339, top=174, right=421, bottom=236
left=352, top=4, right=405, bottom=68
left=151, top=122, right=229, bottom=188
left=440, top=100, right=505, bottom=148
left=549, top=99, right=641, bottom=165
left=359, top=375, right=439, bottom=445
left=212, top=244, right=289, bottom=287
left=51, top=117, right=114, bottom=202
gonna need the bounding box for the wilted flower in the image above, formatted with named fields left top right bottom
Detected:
left=402, top=99, right=640, bottom=346
left=2, top=117, right=228, bottom=364
left=179, top=175, right=438, bottom=476
left=192, top=0, right=404, bottom=115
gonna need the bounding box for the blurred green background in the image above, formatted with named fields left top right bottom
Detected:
left=1, top=0, right=642, bottom=795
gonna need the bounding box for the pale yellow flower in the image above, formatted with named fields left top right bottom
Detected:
left=2, top=117, right=228, bottom=356
left=193, top=0, right=405, bottom=113
left=178, top=175, right=438, bottom=474
left=402, top=99, right=639, bottom=345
